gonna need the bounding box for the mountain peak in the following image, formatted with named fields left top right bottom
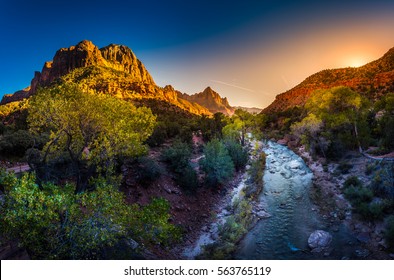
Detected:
left=203, top=86, right=213, bottom=92
left=181, top=87, right=234, bottom=115
left=26, top=40, right=155, bottom=96
left=75, top=40, right=96, bottom=49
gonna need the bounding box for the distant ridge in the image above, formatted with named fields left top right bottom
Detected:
left=234, top=106, right=262, bottom=114
left=263, top=47, right=394, bottom=113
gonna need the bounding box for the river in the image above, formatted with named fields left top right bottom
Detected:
left=235, top=141, right=358, bottom=260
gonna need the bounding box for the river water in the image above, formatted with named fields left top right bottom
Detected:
left=235, top=141, right=357, bottom=260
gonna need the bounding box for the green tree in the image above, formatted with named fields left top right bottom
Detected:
left=291, top=113, right=329, bottom=157
left=198, top=113, right=227, bottom=141
left=28, top=84, right=156, bottom=192
left=224, top=139, right=248, bottom=171
left=0, top=171, right=180, bottom=259
left=161, top=140, right=192, bottom=173
left=161, top=140, right=199, bottom=191
left=233, top=109, right=254, bottom=146
left=222, top=109, right=265, bottom=146
left=200, top=139, right=234, bottom=187
left=375, top=93, right=394, bottom=150
left=305, top=86, right=370, bottom=153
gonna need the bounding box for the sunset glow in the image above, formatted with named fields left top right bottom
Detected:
left=345, top=57, right=370, bottom=68
left=0, top=0, right=393, bottom=108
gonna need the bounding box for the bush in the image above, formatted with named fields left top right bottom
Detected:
left=385, top=215, right=394, bottom=252
left=161, top=141, right=192, bottom=173
left=343, top=176, right=362, bottom=188
left=200, top=139, right=234, bottom=188
left=174, top=164, right=199, bottom=192
left=343, top=179, right=387, bottom=221
left=337, top=162, right=352, bottom=174
left=248, top=152, right=266, bottom=187
left=0, top=130, right=37, bottom=158
left=225, top=139, right=248, bottom=171
left=365, top=163, right=375, bottom=175
left=161, top=141, right=199, bottom=191
left=146, top=123, right=167, bottom=147
left=136, top=156, right=162, bottom=184
left=344, top=186, right=373, bottom=205
left=356, top=201, right=385, bottom=221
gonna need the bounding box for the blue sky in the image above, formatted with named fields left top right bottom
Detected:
left=1, top=0, right=393, bottom=108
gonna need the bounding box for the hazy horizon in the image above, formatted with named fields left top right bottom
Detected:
left=1, top=0, right=393, bottom=108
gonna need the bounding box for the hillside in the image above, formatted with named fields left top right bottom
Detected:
left=263, top=47, right=394, bottom=113
left=180, top=86, right=234, bottom=115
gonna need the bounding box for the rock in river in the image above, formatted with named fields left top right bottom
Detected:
left=308, top=230, right=332, bottom=249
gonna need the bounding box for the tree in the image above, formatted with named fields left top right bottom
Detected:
left=305, top=86, right=370, bottom=152
left=0, top=171, right=180, bottom=259
left=233, top=109, right=253, bottom=146
left=198, top=113, right=227, bottom=141
left=291, top=113, right=328, bottom=157
left=28, top=84, right=156, bottom=192
left=161, top=140, right=199, bottom=191
left=200, top=139, right=234, bottom=187
left=224, top=139, right=248, bottom=171
left=375, top=93, right=394, bottom=150
left=222, top=109, right=265, bottom=146
left=161, top=140, right=192, bottom=173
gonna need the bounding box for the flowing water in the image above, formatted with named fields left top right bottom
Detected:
left=235, top=141, right=357, bottom=260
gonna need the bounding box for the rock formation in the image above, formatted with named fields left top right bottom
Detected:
left=28, top=40, right=154, bottom=95
left=0, top=88, right=30, bottom=104
left=180, top=86, right=234, bottom=115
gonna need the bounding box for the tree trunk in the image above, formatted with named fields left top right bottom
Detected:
left=353, top=122, right=363, bottom=153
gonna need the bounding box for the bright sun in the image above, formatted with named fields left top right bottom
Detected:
left=347, top=57, right=368, bottom=68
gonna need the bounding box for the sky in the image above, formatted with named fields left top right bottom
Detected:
left=0, top=0, right=393, bottom=108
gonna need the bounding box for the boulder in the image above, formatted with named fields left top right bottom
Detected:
left=308, top=230, right=332, bottom=249
left=288, top=160, right=301, bottom=169
left=126, top=239, right=139, bottom=250
left=355, top=248, right=370, bottom=258
left=255, top=210, right=271, bottom=219
left=356, top=232, right=371, bottom=243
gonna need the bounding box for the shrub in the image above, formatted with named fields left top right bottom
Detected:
left=385, top=215, right=394, bottom=252
left=344, top=186, right=373, bottom=205
left=365, top=163, right=375, bottom=175
left=146, top=123, right=167, bottom=147
left=218, top=216, right=246, bottom=244
left=337, top=162, right=352, bottom=174
left=161, top=140, right=192, bottom=173
left=343, top=176, right=362, bottom=188
left=225, top=139, right=248, bottom=171
left=161, top=141, right=199, bottom=191
left=0, top=130, right=37, bottom=158
left=248, top=152, right=266, bottom=187
left=356, top=201, right=385, bottom=221
left=136, top=156, right=162, bottom=184
left=200, top=139, right=234, bottom=188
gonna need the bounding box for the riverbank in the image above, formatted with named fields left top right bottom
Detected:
left=290, top=144, right=393, bottom=259
left=180, top=139, right=268, bottom=259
